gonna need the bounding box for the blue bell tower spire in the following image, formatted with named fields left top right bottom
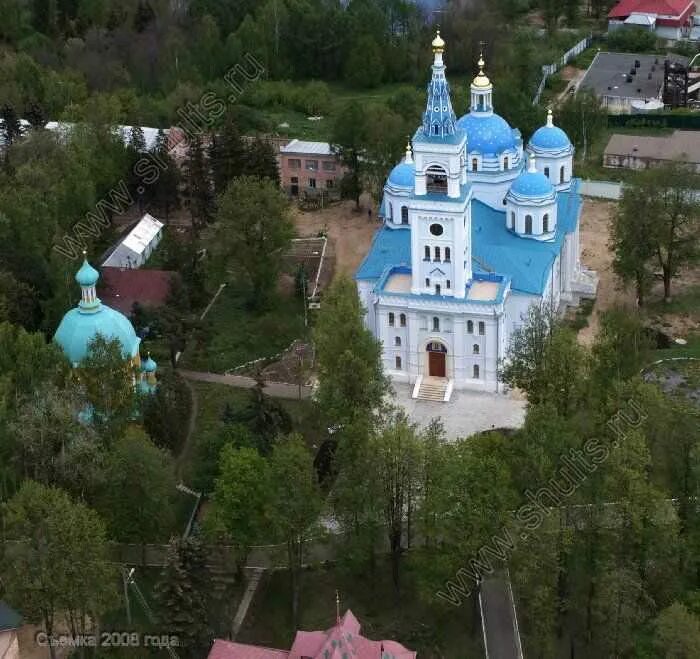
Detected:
left=421, top=30, right=458, bottom=140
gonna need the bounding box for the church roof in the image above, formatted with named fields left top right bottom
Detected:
left=76, top=259, right=99, bottom=286
left=508, top=169, right=555, bottom=199
left=529, top=110, right=572, bottom=152
left=54, top=306, right=141, bottom=366
left=456, top=113, right=518, bottom=155
left=356, top=182, right=582, bottom=296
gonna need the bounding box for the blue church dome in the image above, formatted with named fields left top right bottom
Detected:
left=54, top=257, right=141, bottom=366
left=456, top=112, right=517, bottom=155
left=387, top=143, right=416, bottom=189
left=388, top=161, right=415, bottom=188
left=142, top=354, right=157, bottom=373
left=54, top=306, right=141, bottom=365
left=509, top=156, right=555, bottom=198
left=529, top=110, right=571, bottom=151
left=75, top=259, right=99, bottom=286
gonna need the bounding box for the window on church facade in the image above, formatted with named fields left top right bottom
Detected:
left=473, top=344, right=479, bottom=354
left=435, top=284, right=441, bottom=295
left=396, top=356, right=402, bottom=369
left=401, top=206, right=409, bottom=224
left=478, top=321, right=485, bottom=335
left=473, top=365, right=480, bottom=379
left=510, top=212, right=515, bottom=230
left=389, top=313, right=395, bottom=327
left=424, top=246, right=430, bottom=260
left=560, top=166, right=565, bottom=183
left=503, top=156, right=509, bottom=170
left=446, top=280, right=451, bottom=289
left=434, top=246, right=441, bottom=261
left=425, top=277, right=430, bottom=287
left=472, top=158, right=478, bottom=172
left=400, top=313, right=406, bottom=327
left=395, top=336, right=401, bottom=347
left=433, top=316, right=440, bottom=331
left=467, top=320, right=474, bottom=333
left=543, top=214, right=549, bottom=232
left=544, top=166, right=550, bottom=179
left=445, top=247, right=451, bottom=261
left=525, top=215, right=533, bottom=235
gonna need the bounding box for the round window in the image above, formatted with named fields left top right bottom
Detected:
left=430, top=223, right=444, bottom=236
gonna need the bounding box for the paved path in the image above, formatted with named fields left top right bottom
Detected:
left=480, top=573, right=524, bottom=659
left=178, top=369, right=313, bottom=400
left=393, top=385, right=526, bottom=441
left=232, top=568, right=265, bottom=639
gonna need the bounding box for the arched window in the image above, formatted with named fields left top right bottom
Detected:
left=510, top=212, right=516, bottom=230
left=395, top=356, right=402, bottom=369
left=395, top=336, right=401, bottom=347
left=388, top=312, right=395, bottom=327
left=503, top=156, right=509, bottom=170
left=435, top=284, right=441, bottom=296
left=433, top=124, right=439, bottom=136
left=400, top=313, right=406, bottom=327
left=433, top=316, right=440, bottom=331
left=425, top=277, right=430, bottom=287
left=446, top=280, right=451, bottom=289
left=543, top=213, right=549, bottom=233
left=525, top=215, right=533, bottom=235
left=473, top=344, right=480, bottom=355
left=472, top=158, right=478, bottom=172
left=401, top=206, right=409, bottom=224
left=478, top=321, right=485, bottom=335
left=445, top=247, right=451, bottom=262
left=544, top=166, right=550, bottom=179
left=388, top=202, right=393, bottom=221
left=560, top=166, right=565, bottom=183
left=434, top=246, right=441, bottom=261
left=424, top=245, right=430, bottom=260
left=426, top=165, right=448, bottom=194
left=467, top=320, right=474, bottom=334
left=473, top=364, right=480, bottom=379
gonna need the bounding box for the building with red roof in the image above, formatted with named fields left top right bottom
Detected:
left=608, top=0, right=694, bottom=39
left=98, top=268, right=176, bottom=316
left=208, top=610, right=416, bottom=659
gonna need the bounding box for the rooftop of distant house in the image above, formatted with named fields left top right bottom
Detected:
left=207, top=609, right=416, bottom=659
left=280, top=139, right=334, bottom=156
left=98, top=268, right=177, bottom=316
left=608, top=0, right=694, bottom=21
left=579, top=51, right=688, bottom=100
left=0, top=601, right=21, bottom=633
left=604, top=129, right=700, bottom=163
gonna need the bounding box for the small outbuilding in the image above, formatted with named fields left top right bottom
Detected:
left=102, top=213, right=164, bottom=269
left=0, top=601, right=22, bottom=659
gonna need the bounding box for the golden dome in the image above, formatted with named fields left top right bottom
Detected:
left=432, top=29, right=445, bottom=54
left=472, top=54, right=491, bottom=88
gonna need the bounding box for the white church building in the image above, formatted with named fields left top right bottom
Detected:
left=355, top=32, right=597, bottom=401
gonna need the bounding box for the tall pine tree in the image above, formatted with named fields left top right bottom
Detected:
left=184, top=134, right=215, bottom=232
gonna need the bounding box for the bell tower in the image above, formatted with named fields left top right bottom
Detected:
left=409, top=30, right=472, bottom=299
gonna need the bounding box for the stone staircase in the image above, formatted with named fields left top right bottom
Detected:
left=416, top=377, right=450, bottom=402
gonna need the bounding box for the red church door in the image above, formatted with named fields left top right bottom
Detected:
left=428, top=350, right=446, bottom=378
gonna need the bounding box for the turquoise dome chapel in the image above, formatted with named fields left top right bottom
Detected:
left=54, top=255, right=141, bottom=367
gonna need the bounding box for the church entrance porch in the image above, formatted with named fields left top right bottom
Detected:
left=427, top=342, right=447, bottom=378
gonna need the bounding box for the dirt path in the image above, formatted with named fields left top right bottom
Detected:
left=291, top=193, right=378, bottom=278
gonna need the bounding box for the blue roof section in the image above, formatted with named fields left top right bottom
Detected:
left=473, top=182, right=581, bottom=294
left=421, top=58, right=459, bottom=139
left=356, top=226, right=412, bottom=280
left=54, top=305, right=141, bottom=365
left=529, top=125, right=571, bottom=151
left=76, top=259, right=99, bottom=286
left=388, top=161, right=415, bottom=188
left=456, top=112, right=517, bottom=155
left=509, top=169, right=555, bottom=198
left=355, top=180, right=582, bottom=296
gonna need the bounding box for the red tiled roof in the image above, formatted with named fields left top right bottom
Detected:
left=608, top=0, right=694, bottom=19
left=208, top=641, right=289, bottom=659
left=98, top=268, right=176, bottom=316
left=207, top=610, right=416, bottom=659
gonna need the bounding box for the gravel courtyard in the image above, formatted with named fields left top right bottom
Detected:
left=393, top=384, right=527, bottom=441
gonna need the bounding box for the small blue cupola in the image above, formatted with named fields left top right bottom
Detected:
left=421, top=30, right=458, bottom=140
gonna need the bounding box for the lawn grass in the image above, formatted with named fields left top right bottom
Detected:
left=647, top=284, right=700, bottom=323
left=179, top=285, right=308, bottom=373
left=238, top=560, right=482, bottom=658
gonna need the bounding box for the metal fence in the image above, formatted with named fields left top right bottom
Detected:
left=533, top=35, right=593, bottom=106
